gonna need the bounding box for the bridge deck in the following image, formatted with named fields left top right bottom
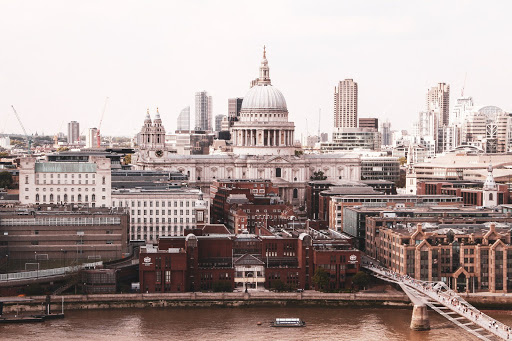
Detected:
left=364, top=264, right=510, bottom=340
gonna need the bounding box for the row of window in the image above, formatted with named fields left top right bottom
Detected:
left=130, top=209, right=194, bottom=216
left=35, top=194, right=106, bottom=202
left=34, top=187, right=105, bottom=192
left=131, top=217, right=195, bottom=224
left=112, top=200, right=197, bottom=208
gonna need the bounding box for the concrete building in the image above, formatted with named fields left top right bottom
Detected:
left=321, top=127, right=381, bottom=151
left=0, top=205, right=128, bottom=266
left=177, top=106, right=190, bottom=132
left=361, top=156, right=400, bottom=182
left=228, top=97, right=244, bottom=128
left=427, top=83, right=450, bottom=127
left=334, top=79, right=358, bottom=128
left=19, top=156, right=112, bottom=207
left=214, top=114, right=225, bottom=132
left=462, top=106, right=511, bottom=153
left=195, top=91, right=212, bottom=131
left=111, top=187, right=208, bottom=242
left=67, top=121, right=80, bottom=145
left=365, top=215, right=512, bottom=293
left=359, top=118, right=378, bottom=130
left=381, top=121, right=392, bottom=146
left=86, top=128, right=98, bottom=149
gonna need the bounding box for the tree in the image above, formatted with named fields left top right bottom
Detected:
left=312, top=267, right=329, bottom=291
left=398, top=156, right=407, bottom=166
left=311, top=170, right=327, bottom=180
left=212, top=281, right=232, bottom=292
left=352, top=271, right=370, bottom=290
left=0, top=171, right=13, bottom=189
left=57, top=147, right=69, bottom=152
left=124, top=154, right=132, bottom=165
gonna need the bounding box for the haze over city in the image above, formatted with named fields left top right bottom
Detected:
left=1, top=0, right=511, bottom=137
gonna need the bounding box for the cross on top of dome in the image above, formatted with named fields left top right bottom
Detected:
left=258, top=45, right=271, bottom=86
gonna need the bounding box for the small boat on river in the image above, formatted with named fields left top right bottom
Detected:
left=271, top=318, right=306, bottom=327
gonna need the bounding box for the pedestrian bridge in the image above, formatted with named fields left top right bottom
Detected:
left=363, top=264, right=511, bottom=340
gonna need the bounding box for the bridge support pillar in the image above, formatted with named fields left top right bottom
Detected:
left=410, top=304, right=430, bottom=331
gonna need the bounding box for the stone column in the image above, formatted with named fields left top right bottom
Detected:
left=266, top=130, right=270, bottom=146
left=410, top=305, right=430, bottom=330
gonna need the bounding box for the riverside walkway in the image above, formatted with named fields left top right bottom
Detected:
left=364, top=263, right=511, bottom=340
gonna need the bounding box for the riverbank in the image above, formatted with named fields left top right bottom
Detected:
left=3, top=290, right=512, bottom=313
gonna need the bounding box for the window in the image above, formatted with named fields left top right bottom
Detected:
left=25, top=176, right=29, bottom=184
left=276, top=168, right=281, bottom=177
left=293, top=188, right=298, bottom=199
left=102, top=176, right=106, bottom=185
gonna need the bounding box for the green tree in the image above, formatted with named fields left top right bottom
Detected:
left=311, top=170, right=327, bottom=180
left=57, top=146, right=69, bottom=152
left=352, top=271, right=370, bottom=290
left=398, top=156, right=407, bottom=166
left=312, top=267, right=329, bottom=291
left=0, top=171, right=13, bottom=189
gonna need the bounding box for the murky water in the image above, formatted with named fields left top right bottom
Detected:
left=1, top=306, right=511, bottom=340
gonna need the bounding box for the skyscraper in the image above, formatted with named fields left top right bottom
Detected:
left=67, top=121, right=80, bottom=145
left=177, top=106, right=190, bottom=132
left=228, top=97, right=244, bottom=127
left=426, top=83, right=450, bottom=126
left=334, top=79, right=358, bottom=128
left=381, top=121, right=392, bottom=146
left=195, top=91, right=212, bottom=131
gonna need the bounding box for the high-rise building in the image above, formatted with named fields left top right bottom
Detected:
left=177, top=106, right=190, bottom=132
left=381, top=121, right=392, bottom=146
left=359, top=118, right=379, bottom=130
left=67, top=121, right=80, bottom=145
left=426, top=83, right=450, bottom=126
left=228, top=97, right=244, bottom=127
left=334, top=79, right=358, bottom=128
left=195, top=91, right=212, bottom=131
left=214, top=115, right=225, bottom=132
left=86, top=127, right=98, bottom=148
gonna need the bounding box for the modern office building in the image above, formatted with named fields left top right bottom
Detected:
left=334, top=79, right=358, bottom=128
left=86, top=128, right=98, bottom=148
left=359, top=118, right=378, bottom=130
left=321, top=127, right=381, bottom=151
left=228, top=97, right=244, bottom=128
left=214, top=115, right=225, bottom=132
left=177, top=106, right=190, bottom=132
left=381, top=121, right=392, bottom=146
left=360, top=156, right=400, bottom=182
left=427, top=82, right=450, bottom=126
left=195, top=91, right=212, bottom=131
left=67, top=121, right=80, bottom=145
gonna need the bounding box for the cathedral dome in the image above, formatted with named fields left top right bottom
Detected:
left=241, top=85, right=287, bottom=111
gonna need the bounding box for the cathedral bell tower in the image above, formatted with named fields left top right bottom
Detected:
left=483, top=163, right=498, bottom=207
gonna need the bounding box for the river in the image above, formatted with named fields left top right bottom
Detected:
left=1, top=306, right=511, bottom=340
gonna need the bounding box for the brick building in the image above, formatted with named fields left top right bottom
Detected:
left=365, top=214, right=512, bottom=293
left=417, top=180, right=509, bottom=206
left=139, top=225, right=361, bottom=293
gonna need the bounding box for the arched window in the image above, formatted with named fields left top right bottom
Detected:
left=293, top=188, right=298, bottom=199
left=78, top=194, right=82, bottom=202
left=25, top=176, right=29, bottom=184
left=102, top=176, right=106, bottom=185
left=64, top=194, right=68, bottom=202
left=92, top=194, right=96, bottom=201
left=489, top=193, right=493, bottom=201
left=50, top=194, right=54, bottom=202
left=35, top=194, right=40, bottom=202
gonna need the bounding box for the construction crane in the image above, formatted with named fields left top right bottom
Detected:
left=96, top=97, right=109, bottom=148
left=11, top=105, right=32, bottom=154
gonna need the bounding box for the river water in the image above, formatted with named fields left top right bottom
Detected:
left=1, top=307, right=511, bottom=340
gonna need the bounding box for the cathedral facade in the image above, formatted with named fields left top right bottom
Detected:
left=133, top=49, right=361, bottom=206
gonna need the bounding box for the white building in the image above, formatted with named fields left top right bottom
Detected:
left=86, top=128, right=98, bottom=148
left=111, top=187, right=208, bottom=242
left=133, top=48, right=361, bottom=205
left=19, top=156, right=111, bottom=207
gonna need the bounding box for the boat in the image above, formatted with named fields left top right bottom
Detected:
left=271, top=318, right=306, bottom=327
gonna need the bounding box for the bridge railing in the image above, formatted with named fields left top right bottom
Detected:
left=365, top=264, right=512, bottom=340
left=0, top=261, right=103, bottom=282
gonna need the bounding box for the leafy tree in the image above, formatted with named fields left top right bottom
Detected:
left=0, top=171, right=13, bottom=189
left=312, top=267, right=329, bottom=291
left=57, top=147, right=69, bottom=152
left=311, top=170, right=327, bottom=180
left=124, top=154, right=132, bottom=165
left=294, top=150, right=304, bottom=157
left=270, top=280, right=294, bottom=292
left=352, top=271, right=370, bottom=290
left=398, top=156, right=407, bottom=166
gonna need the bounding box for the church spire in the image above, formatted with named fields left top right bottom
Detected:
left=483, top=163, right=497, bottom=190
left=258, top=45, right=271, bottom=86
left=144, top=108, right=152, bottom=124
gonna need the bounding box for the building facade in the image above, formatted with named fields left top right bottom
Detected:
left=19, top=156, right=112, bottom=207
left=67, top=121, right=80, bottom=145
left=195, top=91, right=212, bottom=131
left=177, top=106, right=190, bottom=132
left=334, top=79, right=358, bottom=129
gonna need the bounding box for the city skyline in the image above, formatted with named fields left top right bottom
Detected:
left=1, top=1, right=511, bottom=138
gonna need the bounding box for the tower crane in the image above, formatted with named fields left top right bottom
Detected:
left=11, top=105, right=32, bottom=154
left=96, top=97, right=109, bottom=148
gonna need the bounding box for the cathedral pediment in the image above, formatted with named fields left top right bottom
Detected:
left=266, top=155, right=291, bottom=164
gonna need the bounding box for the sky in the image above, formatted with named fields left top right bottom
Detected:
left=1, top=0, right=511, bottom=139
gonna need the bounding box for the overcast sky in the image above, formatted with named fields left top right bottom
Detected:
left=1, top=0, right=511, bottom=139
